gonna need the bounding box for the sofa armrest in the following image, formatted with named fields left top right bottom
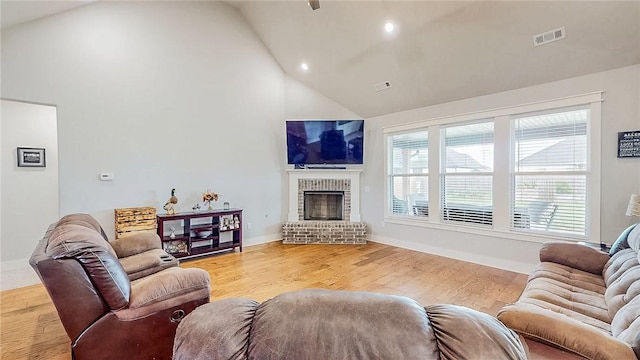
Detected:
left=173, top=298, right=259, bottom=360
left=111, top=232, right=162, bottom=258
left=539, top=242, right=609, bottom=275
left=426, top=304, right=528, bottom=360
left=498, top=302, right=635, bottom=360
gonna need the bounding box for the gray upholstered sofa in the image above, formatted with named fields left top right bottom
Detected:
left=173, top=288, right=528, bottom=360
left=30, top=213, right=211, bottom=359
left=498, top=223, right=640, bottom=360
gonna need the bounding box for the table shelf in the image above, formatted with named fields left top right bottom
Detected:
left=157, top=209, right=243, bottom=259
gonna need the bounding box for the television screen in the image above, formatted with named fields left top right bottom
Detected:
left=286, top=120, right=364, bottom=166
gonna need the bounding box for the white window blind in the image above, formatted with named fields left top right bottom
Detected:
left=512, top=107, right=589, bottom=236
left=441, top=121, right=494, bottom=226
left=388, top=131, right=429, bottom=216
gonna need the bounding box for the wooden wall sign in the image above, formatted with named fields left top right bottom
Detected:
left=618, top=130, right=640, bottom=158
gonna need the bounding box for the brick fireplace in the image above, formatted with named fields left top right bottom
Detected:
left=283, top=169, right=366, bottom=244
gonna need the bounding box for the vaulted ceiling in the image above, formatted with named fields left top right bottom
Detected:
left=3, top=1, right=640, bottom=118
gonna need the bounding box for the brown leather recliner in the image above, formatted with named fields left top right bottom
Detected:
left=30, top=214, right=211, bottom=360
left=173, top=289, right=528, bottom=360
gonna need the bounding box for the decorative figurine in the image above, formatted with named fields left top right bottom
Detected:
left=163, top=188, right=178, bottom=215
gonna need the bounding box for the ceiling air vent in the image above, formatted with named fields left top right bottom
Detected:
left=374, top=81, right=392, bottom=92
left=533, top=26, right=565, bottom=47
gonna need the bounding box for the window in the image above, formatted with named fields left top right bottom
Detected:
left=441, top=121, right=494, bottom=225
left=383, top=92, right=601, bottom=242
left=388, top=131, right=429, bottom=216
left=512, top=107, right=589, bottom=236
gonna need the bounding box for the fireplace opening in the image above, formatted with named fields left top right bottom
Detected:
left=304, top=191, right=344, bottom=220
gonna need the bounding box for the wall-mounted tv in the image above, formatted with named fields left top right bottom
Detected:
left=286, top=120, right=364, bottom=166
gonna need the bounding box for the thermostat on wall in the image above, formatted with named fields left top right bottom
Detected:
left=99, top=173, right=114, bottom=181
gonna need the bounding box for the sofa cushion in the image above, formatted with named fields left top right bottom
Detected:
left=539, top=242, right=610, bottom=275
left=119, top=248, right=179, bottom=281
left=517, top=262, right=611, bottom=330
left=604, top=249, right=639, bottom=287
left=605, top=265, right=640, bottom=318
left=56, top=213, right=108, bottom=241
left=530, top=262, right=607, bottom=294
left=47, top=224, right=117, bottom=258
left=611, top=295, right=640, bottom=358
left=110, top=232, right=162, bottom=258
left=46, top=224, right=131, bottom=310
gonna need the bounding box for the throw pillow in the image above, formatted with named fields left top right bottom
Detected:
left=609, top=223, right=638, bottom=255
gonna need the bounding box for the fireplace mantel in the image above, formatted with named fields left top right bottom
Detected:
left=286, top=169, right=362, bottom=222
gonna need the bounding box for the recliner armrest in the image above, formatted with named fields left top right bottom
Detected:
left=539, top=242, right=609, bottom=275
left=111, top=232, right=162, bottom=258
left=119, top=248, right=178, bottom=281
left=114, top=267, right=211, bottom=321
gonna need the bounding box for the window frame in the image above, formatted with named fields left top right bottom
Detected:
left=387, top=129, right=430, bottom=217
left=510, top=105, right=591, bottom=238
left=440, top=120, right=495, bottom=227
left=383, top=92, right=602, bottom=244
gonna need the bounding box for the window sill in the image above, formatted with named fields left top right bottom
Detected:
left=382, top=216, right=591, bottom=245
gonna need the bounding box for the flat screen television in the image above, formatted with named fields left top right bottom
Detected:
left=286, top=120, right=364, bottom=166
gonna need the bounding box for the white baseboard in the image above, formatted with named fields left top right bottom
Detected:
left=369, top=234, right=535, bottom=275
left=0, top=258, right=41, bottom=291
left=243, top=233, right=282, bottom=247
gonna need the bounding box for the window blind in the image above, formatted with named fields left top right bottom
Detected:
left=441, top=121, right=494, bottom=226
left=388, top=131, right=429, bottom=216
left=512, top=108, right=589, bottom=236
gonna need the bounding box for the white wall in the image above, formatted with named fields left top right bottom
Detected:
left=0, top=2, right=361, bottom=289
left=362, top=65, right=640, bottom=274
left=1, top=100, right=59, bottom=288
left=2, top=1, right=287, bottom=241
left=284, top=75, right=361, bottom=120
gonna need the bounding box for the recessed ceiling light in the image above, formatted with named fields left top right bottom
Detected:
left=384, top=22, right=394, bottom=33
left=301, top=63, right=309, bottom=71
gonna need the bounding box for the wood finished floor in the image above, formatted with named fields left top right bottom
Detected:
left=0, top=241, right=527, bottom=360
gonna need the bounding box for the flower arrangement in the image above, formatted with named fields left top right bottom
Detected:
left=202, top=190, right=219, bottom=210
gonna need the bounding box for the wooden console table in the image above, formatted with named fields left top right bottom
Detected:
left=157, top=209, right=242, bottom=260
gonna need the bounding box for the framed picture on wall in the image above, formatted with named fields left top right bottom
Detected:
left=17, top=147, right=46, bottom=167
